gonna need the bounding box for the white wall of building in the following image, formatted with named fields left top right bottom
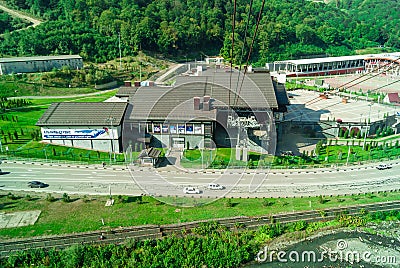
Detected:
left=40, top=126, right=121, bottom=153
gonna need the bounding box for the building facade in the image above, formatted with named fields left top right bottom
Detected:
left=0, top=55, right=83, bottom=75
left=269, top=52, right=400, bottom=77
left=36, top=102, right=128, bottom=153
left=122, top=64, right=289, bottom=155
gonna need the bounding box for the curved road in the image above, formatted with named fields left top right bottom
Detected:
left=0, top=3, right=42, bottom=29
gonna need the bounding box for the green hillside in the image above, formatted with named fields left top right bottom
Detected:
left=0, top=0, right=399, bottom=65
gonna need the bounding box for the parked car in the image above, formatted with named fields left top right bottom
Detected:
left=28, top=181, right=48, bottom=188
left=183, top=187, right=201, bottom=194
left=376, top=164, right=390, bottom=170
left=207, top=183, right=224, bottom=190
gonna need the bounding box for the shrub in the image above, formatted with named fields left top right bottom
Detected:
left=62, top=193, right=71, bottom=203
left=136, top=196, right=143, bottom=204
left=225, top=198, right=233, bottom=207
left=46, top=193, right=56, bottom=202
left=7, top=192, right=17, bottom=200
left=82, top=195, right=90, bottom=203
left=262, top=198, right=274, bottom=207
left=318, top=195, right=327, bottom=204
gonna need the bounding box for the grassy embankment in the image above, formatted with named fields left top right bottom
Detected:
left=0, top=190, right=398, bottom=239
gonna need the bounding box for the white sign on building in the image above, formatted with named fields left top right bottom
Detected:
left=41, top=128, right=118, bottom=140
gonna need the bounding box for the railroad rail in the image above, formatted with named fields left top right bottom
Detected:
left=1, top=200, right=399, bottom=258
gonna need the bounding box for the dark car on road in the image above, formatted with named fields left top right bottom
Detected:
left=27, top=181, right=48, bottom=188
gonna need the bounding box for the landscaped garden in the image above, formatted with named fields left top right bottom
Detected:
left=181, top=138, right=400, bottom=169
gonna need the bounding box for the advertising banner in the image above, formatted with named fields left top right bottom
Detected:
left=42, top=128, right=118, bottom=139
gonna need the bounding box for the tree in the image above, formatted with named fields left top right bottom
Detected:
left=344, top=129, right=349, bottom=139
left=296, top=24, right=319, bottom=45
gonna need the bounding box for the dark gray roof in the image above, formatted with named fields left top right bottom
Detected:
left=273, top=81, right=290, bottom=106
left=129, top=86, right=217, bottom=121
left=0, top=55, right=82, bottom=63
left=139, top=147, right=161, bottom=158
left=36, top=102, right=128, bottom=126
left=116, top=86, right=137, bottom=97
left=129, top=67, right=280, bottom=121
left=175, top=67, right=278, bottom=108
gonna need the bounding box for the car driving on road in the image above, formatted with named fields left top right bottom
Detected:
left=207, top=183, right=224, bottom=190
left=27, top=181, right=48, bottom=188
left=376, top=164, right=391, bottom=170
left=183, top=187, right=201, bottom=194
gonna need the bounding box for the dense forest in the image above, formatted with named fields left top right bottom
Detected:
left=0, top=0, right=399, bottom=65
left=0, top=10, right=31, bottom=34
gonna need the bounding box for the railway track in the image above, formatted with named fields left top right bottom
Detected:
left=1, top=200, right=400, bottom=258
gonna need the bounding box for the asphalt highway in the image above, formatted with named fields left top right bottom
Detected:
left=0, top=160, right=399, bottom=200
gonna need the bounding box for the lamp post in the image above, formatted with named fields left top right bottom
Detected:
left=105, top=117, right=115, bottom=165
left=363, top=103, right=373, bottom=150
left=43, top=149, right=47, bottom=162
left=345, top=144, right=351, bottom=166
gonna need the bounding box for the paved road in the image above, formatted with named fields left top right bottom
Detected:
left=0, top=161, right=399, bottom=201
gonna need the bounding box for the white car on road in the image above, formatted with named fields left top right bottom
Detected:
left=376, top=164, right=390, bottom=170
left=183, top=187, right=201, bottom=194
left=207, top=183, right=224, bottom=190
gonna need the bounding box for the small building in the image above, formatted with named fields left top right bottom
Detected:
left=0, top=55, right=83, bottom=75
left=384, top=93, right=400, bottom=104
left=36, top=102, right=128, bottom=152
left=138, top=147, right=161, bottom=166
left=205, top=56, right=224, bottom=65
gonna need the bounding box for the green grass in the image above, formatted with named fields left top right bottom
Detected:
left=0, top=89, right=121, bottom=162
left=0, top=80, right=98, bottom=97
left=182, top=148, right=266, bottom=168
left=0, top=190, right=398, bottom=239
left=4, top=141, right=133, bottom=164
left=182, top=145, right=400, bottom=169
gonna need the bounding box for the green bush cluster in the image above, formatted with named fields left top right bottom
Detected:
left=2, top=210, right=400, bottom=267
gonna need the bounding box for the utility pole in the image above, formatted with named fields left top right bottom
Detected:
left=106, top=117, right=115, bottom=165
left=346, top=144, right=351, bottom=166
left=119, top=32, right=122, bottom=69
left=363, top=104, right=373, bottom=150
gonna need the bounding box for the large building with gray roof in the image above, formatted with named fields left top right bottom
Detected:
left=122, top=64, right=289, bottom=154
left=0, top=55, right=83, bottom=75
